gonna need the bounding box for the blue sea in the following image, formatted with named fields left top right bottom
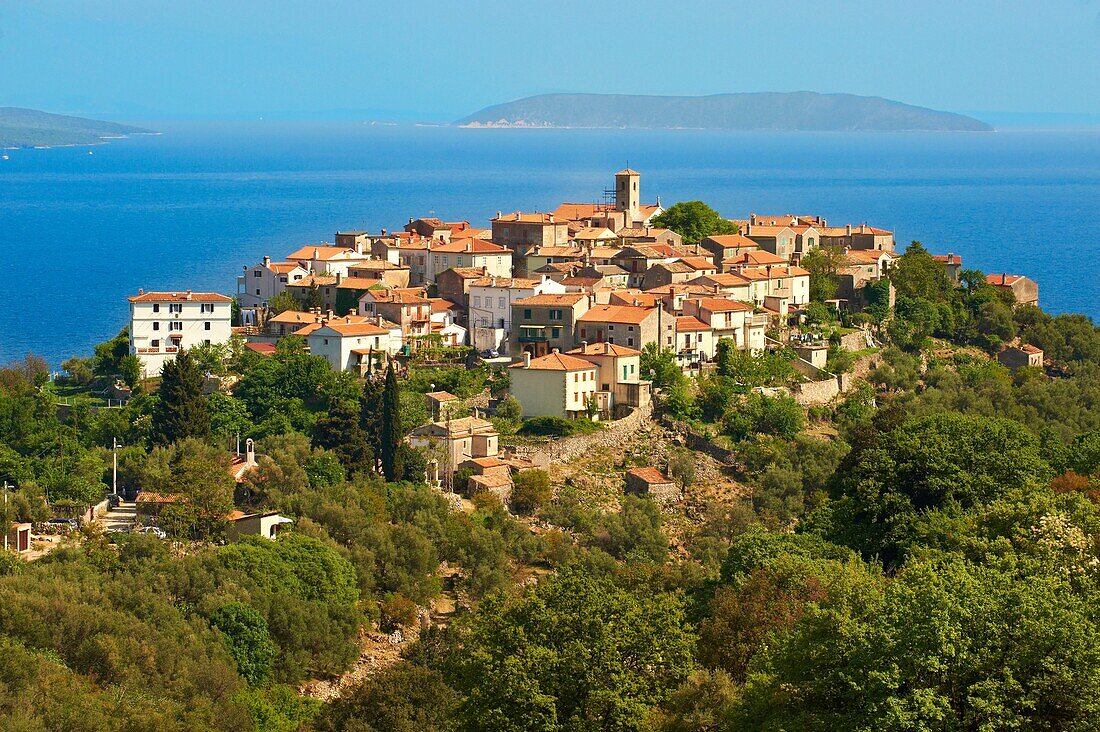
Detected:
left=2, top=122, right=1098, bottom=366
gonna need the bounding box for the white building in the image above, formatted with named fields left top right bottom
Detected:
left=508, top=350, right=600, bottom=419
left=467, top=275, right=566, bottom=353
left=237, top=256, right=309, bottom=309
left=128, top=291, right=233, bottom=377
left=302, top=317, right=403, bottom=374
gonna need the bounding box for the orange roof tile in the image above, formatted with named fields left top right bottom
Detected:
left=431, top=238, right=511, bottom=254
left=577, top=304, right=656, bottom=325
left=513, top=293, right=588, bottom=306
left=510, top=351, right=598, bottom=371
left=286, top=245, right=356, bottom=260
left=626, top=466, right=672, bottom=484
left=676, top=316, right=711, bottom=332
left=129, top=291, right=232, bottom=303
left=567, top=342, right=641, bottom=357
left=695, top=297, right=754, bottom=313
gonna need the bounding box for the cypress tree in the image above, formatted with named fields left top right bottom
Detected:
left=359, top=375, right=384, bottom=463
left=380, top=360, right=403, bottom=482
left=151, top=350, right=211, bottom=446
left=314, top=400, right=373, bottom=476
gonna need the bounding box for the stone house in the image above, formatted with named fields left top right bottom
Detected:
left=566, top=342, right=651, bottom=412
left=998, top=344, right=1044, bottom=371
left=682, top=297, right=766, bottom=352
left=491, top=212, right=571, bottom=259
left=408, top=416, right=500, bottom=473
left=986, top=273, right=1039, bottom=307
left=576, top=304, right=661, bottom=350
left=510, top=292, right=592, bottom=357
left=624, top=467, right=680, bottom=504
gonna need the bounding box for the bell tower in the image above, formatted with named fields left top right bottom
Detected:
left=614, top=168, right=641, bottom=225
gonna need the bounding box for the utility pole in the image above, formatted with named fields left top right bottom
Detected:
left=112, top=438, right=119, bottom=497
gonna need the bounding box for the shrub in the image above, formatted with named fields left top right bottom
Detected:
left=517, top=416, right=602, bottom=438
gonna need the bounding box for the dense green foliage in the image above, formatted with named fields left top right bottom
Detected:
left=651, top=200, right=738, bottom=243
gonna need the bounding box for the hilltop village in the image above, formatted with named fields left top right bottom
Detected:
left=112, top=169, right=1047, bottom=506
left=11, top=168, right=1100, bottom=731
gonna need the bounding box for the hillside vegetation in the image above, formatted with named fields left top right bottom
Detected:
left=0, top=107, right=153, bottom=148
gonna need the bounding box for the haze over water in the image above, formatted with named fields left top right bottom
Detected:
left=2, top=122, right=1098, bottom=366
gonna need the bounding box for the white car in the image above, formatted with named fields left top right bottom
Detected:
left=136, top=526, right=167, bottom=539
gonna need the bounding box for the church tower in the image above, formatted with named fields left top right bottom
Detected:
left=614, top=168, right=641, bottom=225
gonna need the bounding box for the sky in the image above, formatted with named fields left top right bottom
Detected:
left=1, top=0, right=1099, bottom=122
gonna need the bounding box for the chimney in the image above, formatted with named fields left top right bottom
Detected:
left=336, top=272, right=343, bottom=285
left=846, top=224, right=852, bottom=236
left=551, top=347, right=559, bottom=354
left=138, top=288, right=144, bottom=295
left=262, top=255, right=270, bottom=267
left=581, top=340, right=588, bottom=350
left=750, top=213, right=757, bottom=226
left=496, top=211, right=502, bottom=219
left=185, top=290, right=193, bottom=300
left=345, top=316, right=351, bottom=324
left=381, top=228, right=387, bottom=236
left=408, top=217, right=414, bottom=224
left=522, top=352, right=531, bottom=368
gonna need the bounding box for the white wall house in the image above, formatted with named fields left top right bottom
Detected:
left=237, top=256, right=309, bottom=309
left=129, top=291, right=233, bottom=377
left=509, top=350, right=600, bottom=419
left=467, top=276, right=566, bottom=353
left=304, top=319, right=403, bottom=373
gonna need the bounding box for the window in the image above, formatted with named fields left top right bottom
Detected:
left=202, top=303, right=214, bottom=313
left=628, top=338, right=635, bottom=346
left=580, top=328, right=587, bottom=339
left=280, top=277, right=287, bottom=283
left=551, top=327, right=560, bottom=339
left=151, top=339, right=160, bottom=348
left=323, top=338, right=329, bottom=345
left=608, top=324, right=615, bottom=331
left=169, top=321, right=183, bottom=331
left=549, top=309, right=562, bottom=320
left=627, top=325, right=634, bottom=332
left=473, top=296, right=481, bottom=308
left=204, top=339, right=211, bottom=345
left=256, top=289, right=261, bottom=295
left=574, top=374, right=579, bottom=383
left=498, top=297, right=505, bottom=309
left=152, top=303, right=160, bottom=313
left=169, top=303, right=182, bottom=313
left=254, top=270, right=262, bottom=277
left=152, top=322, right=160, bottom=331
left=204, top=322, right=211, bottom=331
left=523, top=309, right=532, bottom=319
left=456, top=256, right=464, bottom=266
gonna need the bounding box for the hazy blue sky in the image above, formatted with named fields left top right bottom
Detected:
left=2, top=0, right=1099, bottom=121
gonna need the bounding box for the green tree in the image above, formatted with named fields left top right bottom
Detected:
left=800, top=245, right=847, bottom=302
left=210, top=602, right=277, bottom=686
left=451, top=570, right=696, bottom=731
left=380, top=362, right=404, bottom=482
left=61, top=356, right=94, bottom=386
left=119, top=354, right=142, bottom=387
left=510, top=469, right=552, bottom=515
left=313, top=400, right=373, bottom=476
left=641, top=342, right=684, bottom=388
left=151, top=350, right=211, bottom=446
left=316, top=662, right=459, bottom=732
left=889, top=240, right=953, bottom=302
left=306, top=283, right=324, bottom=310
left=159, top=438, right=236, bottom=539
left=267, top=291, right=299, bottom=315
left=652, top=200, right=737, bottom=243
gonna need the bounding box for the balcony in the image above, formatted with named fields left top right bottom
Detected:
left=518, top=326, right=548, bottom=342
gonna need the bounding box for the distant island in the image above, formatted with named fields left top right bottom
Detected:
left=457, top=92, right=993, bottom=132
left=0, top=107, right=155, bottom=149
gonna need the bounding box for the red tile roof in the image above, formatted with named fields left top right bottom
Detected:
left=626, top=467, right=672, bottom=484
left=577, top=305, right=656, bottom=325
left=513, top=293, right=589, bottom=306
left=129, top=291, right=232, bottom=303
left=510, top=352, right=597, bottom=371
left=567, top=342, right=641, bottom=357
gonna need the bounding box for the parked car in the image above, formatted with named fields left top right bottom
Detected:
left=107, top=494, right=122, bottom=508
left=480, top=348, right=500, bottom=359
left=136, top=526, right=167, bottom=539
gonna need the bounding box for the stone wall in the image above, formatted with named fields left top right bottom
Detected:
left=839, top=330, right=871, bottom=352
left=792, top=377, right=841, bottom=405
left=507, top=401, right=654, bottom=466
